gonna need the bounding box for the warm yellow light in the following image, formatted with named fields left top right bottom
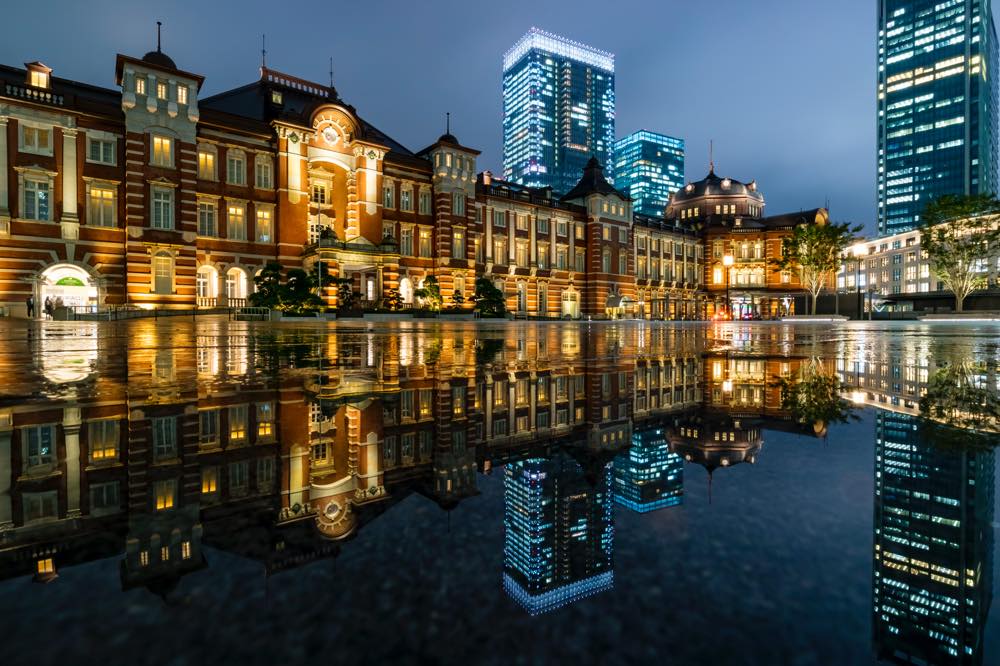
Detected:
left=722, top=379, right=733, bottom=393
left=851, top=243, right=867, bottom=258
left=722, top=254, right=735, bottom=267
left=851, top=391, right=867, bottom=405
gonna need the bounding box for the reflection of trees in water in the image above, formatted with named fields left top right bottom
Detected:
left=918, top=361, right=999, bottom=450
left=475, top=338, right=505, bottom=366
left=777, top=359, right=858, bottom=435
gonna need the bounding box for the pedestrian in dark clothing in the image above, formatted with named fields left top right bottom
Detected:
left=25, top=295, right=34, bottom=318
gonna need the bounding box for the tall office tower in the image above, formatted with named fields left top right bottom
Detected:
left=613, top=426, right=684, bottom=512
left=871, top=410, right=995, bottom=665
left=502, top=28, right=616, bottom=195
left=613, top=131, right=685, bottom=218
left=877, top=0, right=998, bottom=236
left=502, top=453, right=614, bottom=615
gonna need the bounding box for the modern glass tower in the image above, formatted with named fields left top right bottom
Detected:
left=502, top=28, right=616, bottom=196
left=613, top=131, right=685, bottom=218
left=613, top=426, right=684, bottom=512
left=871, top=410, right=995, bottom=665
left=877, top=0, right=998, bottom=236
left=502, top=453, right=614, bottom=615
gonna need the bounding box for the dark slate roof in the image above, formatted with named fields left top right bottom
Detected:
left=200, top=68, right=426, bottom=166
left=560, top=157, right=629, bottom=203
left=0, top=64, right=121, bottom=117
left=672, top=168, right=764, bottom=205
left=760, top=208, right=827, bottom=229
left=142, top=50, right=177, bottom=70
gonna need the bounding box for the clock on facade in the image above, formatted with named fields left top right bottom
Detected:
left=321, top=126, right=340, bottom=146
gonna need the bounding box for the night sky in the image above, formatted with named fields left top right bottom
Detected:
left=4, top=0, right=881, bottom=229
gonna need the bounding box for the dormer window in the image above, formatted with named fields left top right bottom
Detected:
left=271, top=91, right=283, bottom=105
left=25, top=62, right=52, bottom=89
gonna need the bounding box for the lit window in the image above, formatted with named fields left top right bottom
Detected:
left=36, top=558, right=54, bottom=575
left=256, top=208, right=272, bottom=243
left=198, top=149, right=216, bottom=180
left=152, top=252, right=173, bottom=294
left=151, top=135, right=173, bottom=167
left=154, top=479, right=176, bottom=510
left=156, top=81, right=167, bottom=100
left=140, top=551, right=149, bottom=566
left=20, top=125, right=51, bottom=155
left=311, top=183, right=328, bottom=204
left=88, top=185, right=116, bottom=227
left=181, top=541, right=191, bottom=560
left=135, top=77, right=146, bottom=95
left=201, top=467, right=218, bottom=493
left=452, top=229, right=465, bottom=258
left=419, top=229, right=432, bottom=257
left=271, top=90, right=283, bottom=104
left=89, top=420, right=119, bottom=461
left=257, top=402, right=274, bottom=438
left=227, top=203, right=246, bottom=241
left=28, top=70, right=49, bottom=89
left=177, top=85, right=188, bottom=105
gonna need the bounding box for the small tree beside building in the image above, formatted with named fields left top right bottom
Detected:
left=920, top=194, right=1000, bottom=313
left=773, top=220, right=861, bottom=315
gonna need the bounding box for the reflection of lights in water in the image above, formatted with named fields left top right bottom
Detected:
left=851, top=391, right=867, bottom=405
left=40, top=324, right=99, bottom=383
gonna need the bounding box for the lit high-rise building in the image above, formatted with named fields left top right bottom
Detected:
left=502, top=452, right=614, bottom=615
left=872, top=410, right=994, bottom=665
left=613, top=131, right=685, bottom=218
left=876, top=0, right=998, bottom=236
left=613, top=426, right=683, bottom=512
left=502, top=28, right=615, bottom=195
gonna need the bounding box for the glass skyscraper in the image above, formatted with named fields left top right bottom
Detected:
left=613, top=426, right=684, bottom=512
left=872, top=410, right=994, bottom=665
left=502, top=28, right=616, bottom=196
left=502, top=453, right=614, bottom=615
left=877, top=0, right=998, bottom=236
left=613, top=131, right=685, bottom=218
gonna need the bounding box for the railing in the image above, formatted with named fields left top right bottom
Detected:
left=197, top=297, right=218, bottom=308
left=4, top=83, right=64, bottom=106
left=305, top=236, right=399, bottom=255
left=233, top=307, right=271, bottom=321
left=479, top=184, right=579, bottom=212
left=227, top=297, right=247, bottom=308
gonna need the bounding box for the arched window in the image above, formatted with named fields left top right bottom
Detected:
left=454, top=275, right=465, bottom=297
left=225, top=267, right=248, bottom=302
left=196, top=265, right=219, bottom=303
left=399, top=277, right=413, bottom=304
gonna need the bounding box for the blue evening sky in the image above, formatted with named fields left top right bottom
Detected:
left=4, top=0, right=887, bottom=230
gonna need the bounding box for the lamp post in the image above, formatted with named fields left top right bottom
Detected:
left=722, top=254, right=735, bottom=319
left=851, top=243, right=866, bottom=320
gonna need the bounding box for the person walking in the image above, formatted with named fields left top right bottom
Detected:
left=25, top=295, right=34, bottom=319
left=44, top=296, right=53, bottom=319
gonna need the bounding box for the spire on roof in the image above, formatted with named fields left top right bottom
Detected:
left=156, top=21, right=162, bottom=52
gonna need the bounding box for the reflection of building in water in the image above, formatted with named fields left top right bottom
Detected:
left=614, top=426, right=683, bottom=512
left=872, top=411, right=995, bottom=666
left=503, top=451, right=614, bottom=615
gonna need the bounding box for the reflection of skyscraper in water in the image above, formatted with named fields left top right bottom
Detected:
left=614, top=426, right=683, bottom=513
left=503, top=451, right=614, bottom=615
left=872, top=411, right=995, bottom=665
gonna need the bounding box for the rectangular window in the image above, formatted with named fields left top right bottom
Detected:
left=452, top=192, right=465, bottom=216
left=516, top=242, right=529, bottom=267
left=419, top=191, right=432, bottom=215
left=575, top=249, right=586, bottom=273
left=90, top=482, right=120, bottom=514
left=400, top=228, right=414, bottom=256
left=493, top=238, right=507, bottom=264
left=494, top=210, right=506, bottom=227
left=88, top=185, right=116, bottom=227
left=256, top=402, right=275, bottom=439
left=198, top=201, right=217, bottom=237
left=199, top=410, right=219, bottom=446
left=383, top=184, right=395, bottom=209
left=23, top=491, right=57, bottom=523
left=227, top=152, right=246, bottom=185
left=556, top=246, right=568, bottom=270
left=229, top=405, right=248, bottom=444
left=156, top=81, right=167, bottom=100
left=153, top=254, right=173, bottom=294
left=22, top=179, right=50, bottom=221
left=537, top=243, right=548, bottom=269
left=22, top=425, right=54, bottom=469
left=227, top=203, right=246, bottom=240
left=257, top=457, right=276, bottom=492
left=452, top=230, right=465, bottom=259
left=516, top=214, right=528, bottom=231
left=619, top=228, right=628, bottom=243
left=20, top=125, right=52, bottom=155
left=198, top=149, right=216, bottom=180
left=89, top=419, right=119, bottom=462
left=311, top=183, right=327, bottom=204
left=256, top=208, right=272, bottom=243
left=419, top=229, right=432, bottom=257
left=229, top=461, right=249, bottom=496
left=152, top=416, right=177, bottom=460
left=201, top=467, right=218, bottom=494
left=400, top=188, right=413, bottom=211
left=177, top=85, right=188, bottom=105
left=255, top=158, right=272, bottom=189
left=151, top=135, right=173, bottom=167
left=557, top=220, right=568, bottom=236
left=154, top=479, right=176, bottom=511
left=87, top=137, right=115, bottom=165
left=151, top=188, right=174, bottom=229
left=135, top=77, right=146, bottom=95
left=29, top=70, right=49, bottom=88
left=537, top=217, right=549, bottom=234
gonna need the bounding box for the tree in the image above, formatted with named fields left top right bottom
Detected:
left=920, top=194, right=1000, bottom=312
left=250, top=262, right=283, bottom=309
left=281, top=268, right=323, bottom=315
left=333, top=277, right=359, bottom=311
left=414, top=275, right=443, bottom=311
left=383, top=287, right=403, bottom=311
left=773, top=220, right=861, bottom=315
left=918, top=361, right=999, bottom=445
left=472, top=277, right=507, bottom=317
left=450, top=288, right=466, bottom=309
left=777, top=360, right=858, bottom=436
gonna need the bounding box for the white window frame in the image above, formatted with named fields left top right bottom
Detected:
left=197, top=199, right=218, bottom=237
left=400, top=186, right=413, bottom=211
left=19, top=122, right=53, bottom=156
left=197, top=145, right=217, bottom=180
left=152, top=416, right=177, bottom=460
left=151, top=186, right=174, bottom=229
left=227, top=202, right=247, bottom=241
left=227, top=150, right=246, bottom=186
left=150, top=134, right=174, bottom=168
left=152, top=251, right=175, bottom=295
left=87, top=181, right=117, bottom=227
left=22, top=175, right=52, bottom=221
left=452, top=192, right=465, bottom=216
left=255, top=205, right=273, bottom=243
left=419, top=190, right=432, bottom=215
left=86, top=135, right=116, bottom=165
left=254, top=156, right=273, bottom=189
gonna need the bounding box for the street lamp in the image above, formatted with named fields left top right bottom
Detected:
left=851, top=243, right=866, bottom=320
left=722, top=254, right=735, bottom=319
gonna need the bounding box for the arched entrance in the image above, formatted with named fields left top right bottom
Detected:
left=196, top=265, right=219, bottom=307
left=39, top=264, right=99, bottom=315
left=225, top=267, right=249, bottom=306
left=561, top=288, right=579, bottom=319
left=399, top=277, right=413, bottom=305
